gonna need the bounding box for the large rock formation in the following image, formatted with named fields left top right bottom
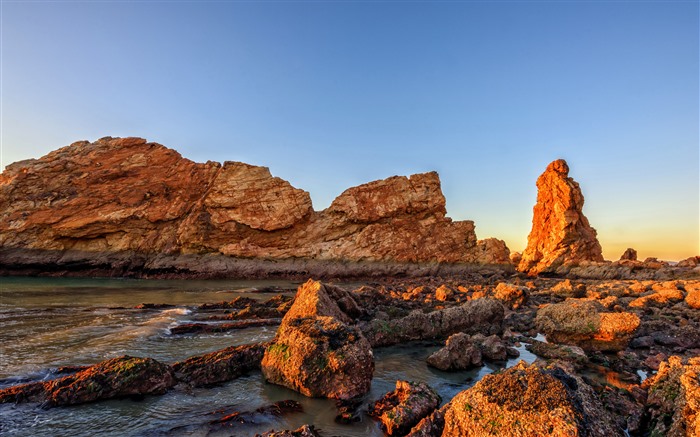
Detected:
left=0, top=137, right=511, bottom=277
left=518, top=159, right=604, bottom=275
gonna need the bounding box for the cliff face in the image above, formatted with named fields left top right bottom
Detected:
left=518, top=159, right=603, bottom=275
left=0, top=137, right=510, bottom=270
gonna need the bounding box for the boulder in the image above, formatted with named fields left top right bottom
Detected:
left=518, top=159, right=604, bottom=275
left=360, top=298, right=504, bottom=347
left=642, top=356, right=700, bottom=437
left=172, top=343, right=267, bottom=387
left=0, top=356, right=175, bottom=407
left=426, top=333, right=482, bottom=371
left=261, top=280, right=374, bottom=400
left=525, top=339, right=588, bottom=366
left=369, top=380, right=441, bottom=436
left=629, top=287, right=685, bottom=308
left=441, top=361, right=619, bottom=436
left=535, top=300, right=639, bottom=351
left=493, top=282, right=529, bottom=309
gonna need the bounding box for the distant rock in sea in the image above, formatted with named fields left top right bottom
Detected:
left=518, top=159, right=604, bottom=275
left=0, top=137, right=511, bottom=278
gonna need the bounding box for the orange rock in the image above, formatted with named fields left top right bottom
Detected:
left=518, top=159, right=604, bottom=276
left=0, top=137, right=511, bottom=269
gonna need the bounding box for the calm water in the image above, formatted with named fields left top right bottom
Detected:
left=0, top=277, right=536, bottom=436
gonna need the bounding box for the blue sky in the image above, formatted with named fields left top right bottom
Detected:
left=2, top=1, right=698, bottom=260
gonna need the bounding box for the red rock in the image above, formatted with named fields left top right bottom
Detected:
left=493, top=282, right=529, bottom=309
left=518, top=159, right=604, bottom=276
left=369, top=380, right=441, bottom=436
left=0, top=137, right=512, bottom=274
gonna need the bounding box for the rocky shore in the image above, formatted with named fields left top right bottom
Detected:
left=2, top=276, right=699, bottom=436
left=1, top=138, right=698, bottom=435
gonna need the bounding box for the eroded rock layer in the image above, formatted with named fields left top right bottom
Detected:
left=0, top=137, right=510, bottom=276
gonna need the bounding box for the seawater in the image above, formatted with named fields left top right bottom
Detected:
left=0, top=277, right=536, bottom=437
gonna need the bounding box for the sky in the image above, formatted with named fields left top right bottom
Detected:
left=1, top=1, right=698, bottom=261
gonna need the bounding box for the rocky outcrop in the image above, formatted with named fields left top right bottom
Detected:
left=261, top=280, right=374, bottom=400
left=369, top=380, right=441, bottom=436
left=518, top=159, right=604, bottom=275
left=0, top=137, right=511, bottom=278
left=620, top=248, right=638, bottom=261
left=643, top=356, right=700, bottom=437
left=441, top=361, right=620, bottom=436
left=493, top=282, right=529, bottom=310
left=360, top=298, right=504, bottom=347
left=0, top=356, right=175, bottom=407
left=535, top=300, right=640, bottom=351
left=172, top=343, right=267, bottom=387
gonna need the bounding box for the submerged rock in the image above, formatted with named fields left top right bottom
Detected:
left=535, top=300, right=639, bottom=351
left=369, top=380, right=441, bottom=436
left=261, top=280, right=374, bottom=400
left=172, top=343, right=267, bottom=387
left=518, top=159, right=604, bottom=275
left=256, top=424, right=322, bottom=437
left=0, top=356, right=175, bottom=407
left=441, top=361, right=620, bottom=436
left=210, top=399, right=303, bottom=425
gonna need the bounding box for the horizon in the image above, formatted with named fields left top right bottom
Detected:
left=2, top=1, right=698, bottom=261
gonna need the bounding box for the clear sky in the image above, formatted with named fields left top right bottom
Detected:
left=1, top=1, right=698, bottom=261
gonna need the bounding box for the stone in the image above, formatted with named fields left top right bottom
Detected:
left=360, top=298, right=504, bottom=348
left=620, top=248, right=638, bottom=261
left=493, top=282, right=529, bottom=309
left=261, top=316, right=374, bottom=400
left=629, top=288, right=685, bottom=308
left=518, top=159, right=604, bottom=275
left=535, top=300, right=640, bottom=351
left=642, top=356, right=700, bottom=437
left=261, top=280, right=374, bottom=400
left=426, top=333, right=483, bottom=371
left=473, top=334, right=508, bottom=361
left=256, top=425, right=321, bottom=437
left=172, top=343, right=267, bottom=387
left=368, top=380, right=441, bottom=436
left=406, top=407, right=445, bottom=437
left=0, top=356, right=175, bottom=407
left=441, top=361, right=619, bottom=436
left=525, top=340, right=589, bottom=366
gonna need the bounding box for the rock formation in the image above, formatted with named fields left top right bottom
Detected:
left=643, top=356, right=700, bottom=437
left=260, top=280, right=374, bottom=400
left=535, top=300, right=640, bottom=351
left=441, top=361, right=619, bottom=436
left=518, top=159, right=604, bottom=275
left=0, top=356, right=175, bottom=407
left=620, top=248, right=638, bottom=261
left=0, top=137, right=512, bottom=277
left=369, top=380, right=441, bottom=436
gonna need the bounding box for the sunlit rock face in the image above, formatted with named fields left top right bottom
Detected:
left=0, top=137, right=511, bottom=266
left=518, top=159, right=604, bottom=275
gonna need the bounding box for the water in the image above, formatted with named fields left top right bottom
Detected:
left=0, top=277, right=536, bottom=436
